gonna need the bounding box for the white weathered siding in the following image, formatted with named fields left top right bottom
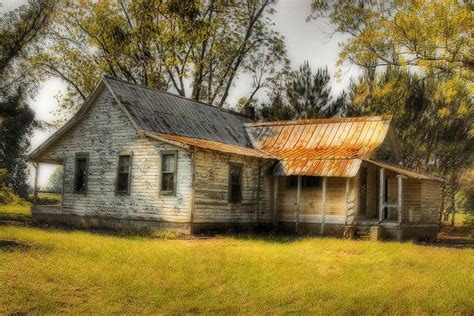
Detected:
left=192, top=149, right=272, bottom=224
left=34, top=88, right=192, bottom=222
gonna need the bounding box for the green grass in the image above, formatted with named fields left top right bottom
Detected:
left=0, top=227, right=473, bottom=314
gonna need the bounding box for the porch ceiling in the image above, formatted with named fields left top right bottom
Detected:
left=273, top=158, right=361, bottom=177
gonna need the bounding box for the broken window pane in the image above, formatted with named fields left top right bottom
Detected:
left=229, top=164, right=243, bottom=203
left=116, top=155, right=131, bottom=193
left=74, top=155, right=88, bottom=193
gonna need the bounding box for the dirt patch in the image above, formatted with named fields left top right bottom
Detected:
left=417, top=226, right=474, bottom=249
left=0, top=239, right=32, bottom=251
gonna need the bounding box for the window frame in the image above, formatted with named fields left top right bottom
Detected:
left=115, top=151, right=133, bottom=195
left=228, top=163, right=243, bottom=204
left=73, top=152, right=89, bottom=194
left=160, top=150, right=178, bottom=196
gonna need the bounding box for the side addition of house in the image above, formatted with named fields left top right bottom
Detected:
left=29, top=76, right=444, bottom=241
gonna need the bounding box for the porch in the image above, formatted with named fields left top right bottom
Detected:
left=271, top=159, right=442, bottom=241
left=31, top=159, right=64, bottom=216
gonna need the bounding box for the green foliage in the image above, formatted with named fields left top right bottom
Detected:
left=0, top=1, right=52, bottom=197
left=311, top=0, right=473, bottom=219
left=349, top=67, right=473, bottom=175
left=310, top=0, right=473, bottom=86
left=46, top=167, right=63, bottom=193
left=0, top=185, right=28, bottom=205
left=456, top=166, right=474, bottom=214
left=25, top=0, right=287, bottom=117
left=257, top=62, right=350, bottom=121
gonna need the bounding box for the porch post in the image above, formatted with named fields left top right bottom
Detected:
left=272, top=176, right=279, bottom=227
left=397, top=175, right=403, bottom=224
left=344, top=177, right=350, bottom=225
left=321, top=176, right=327, bottom=235
left=379, top=168, right=385, bottom=221
left=295, top=176, right=302, bottom=233
left=33, top=162, right=39, bottom=201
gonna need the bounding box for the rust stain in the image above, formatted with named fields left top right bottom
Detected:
left=246, top=116, right=392, bottom=177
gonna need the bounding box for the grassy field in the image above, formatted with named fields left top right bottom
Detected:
left=0, top=226, right=473, bottom=314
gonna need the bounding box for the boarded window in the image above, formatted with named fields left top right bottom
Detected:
left=287, top=176, right=320, bottom=188
left=116, top=154, right=132, bottom=194
left=229, top=163, right=243, bottom=203
left=74, top=153, right=89, bottom=193
left=161, top=152, right=177, bottom=194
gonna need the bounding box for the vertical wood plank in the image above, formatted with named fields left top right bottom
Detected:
left=344, top=177, right=350, bottom=224
left=61, top=159, right=66, bottom=207
left=397, top=175, right=403, bottom=223
left=273, top=176, right=279, bottom=227
left=321, top=176, right=327, bottom=235
left=295, top=176, right=302, bottom=233
left=33, top=162, right=39, bottom=201
left=189, top=147, right=197, bottom=234
left=379, top=168, right=385, bottom=221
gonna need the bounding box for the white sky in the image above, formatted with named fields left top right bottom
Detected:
left=2, top=0, right=358, bottom=186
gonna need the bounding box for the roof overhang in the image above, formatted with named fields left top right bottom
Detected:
left=144, top=132, right=275, bottom=159
left=364, top=159, right=445, bottom=182
left=28, top=80, right=108, bottom=163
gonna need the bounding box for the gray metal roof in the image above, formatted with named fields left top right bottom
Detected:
left=104, top=76, right=253, bottom=147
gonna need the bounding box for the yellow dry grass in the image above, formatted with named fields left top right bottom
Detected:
left=0, top=226, right=473, bottom=314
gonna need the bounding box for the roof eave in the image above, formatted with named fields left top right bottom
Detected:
left=28, top=80, right=107, bottom=162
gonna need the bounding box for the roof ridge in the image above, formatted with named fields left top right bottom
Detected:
left=102, top=74, right=251, bottom=120
left=245, top=115, right=393, bottom=127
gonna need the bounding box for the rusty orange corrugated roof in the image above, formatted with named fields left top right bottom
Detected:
left=246, top=116, right=392, bottom=177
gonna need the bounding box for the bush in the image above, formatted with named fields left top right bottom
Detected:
left=0, top=186, right=28, bottom=205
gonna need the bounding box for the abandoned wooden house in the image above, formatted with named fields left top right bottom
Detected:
left=29, top=76, right=444, bottom=240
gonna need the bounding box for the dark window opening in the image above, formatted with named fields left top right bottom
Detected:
left=287, top=176, right=321, bottom=188
left=229, top=164, right=243, bottom=203
left=74, top=153, right=89, bottom=193
left=116, top=155, right=131, bottom=194
left=161, top=152, right=177, bottom=194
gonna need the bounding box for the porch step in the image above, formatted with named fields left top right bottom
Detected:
left=353, top=225, right=383, bottom=241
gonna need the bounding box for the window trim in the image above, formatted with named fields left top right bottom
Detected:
left=160, top=150, right=178, bottom=196
left=73, top=152, right=89, bottom=194
left=228, top=163, right=243, bottom=204
left=115, top=151, right=133, bottom=195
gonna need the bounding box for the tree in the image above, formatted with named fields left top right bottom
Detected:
left=46, top=167, right=63, bottom=193
left=257, top=62, right=349, bottom=120
left=348, top=66, right=473, bottom=222
left=310, top=0, right=473, bottom=223
left=0, top=1, right=52, bottom=197
left=310, top=0, right=473, bottom=85
left=25, top=0, right=287, bottom=118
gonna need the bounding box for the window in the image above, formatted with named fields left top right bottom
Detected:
left=287, top=176, right=320, bottom=188
left=161, top=151, right=177, bottom=194
left=228, top=163, right=243, bottom=203
left=74, top=153, right=89, bottom=193
left=115, top=154, right=132, bottom=194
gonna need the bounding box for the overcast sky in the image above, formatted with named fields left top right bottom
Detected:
left=2, top=0, right=358, bottom=186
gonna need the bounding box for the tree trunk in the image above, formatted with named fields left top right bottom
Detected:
left=450, top=186, right=456, bottom=227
